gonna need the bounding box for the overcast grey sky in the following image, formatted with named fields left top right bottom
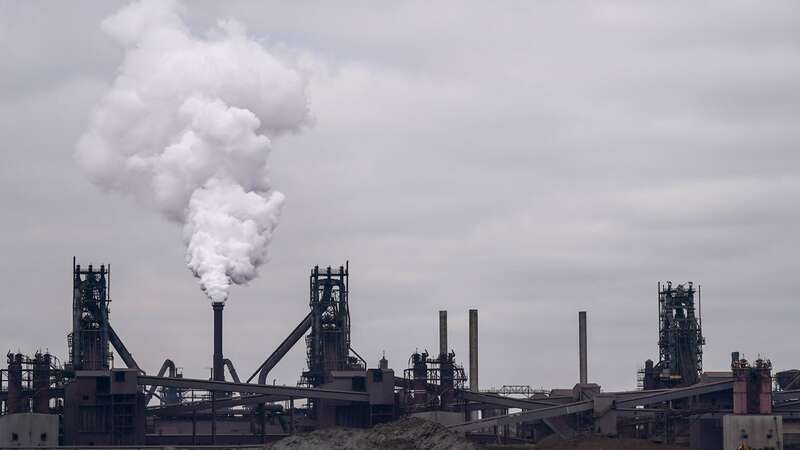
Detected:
left=1, top=1, right=799, bottom=391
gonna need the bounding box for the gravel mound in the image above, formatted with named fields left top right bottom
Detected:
left=270, top=417, right=480, bottom=450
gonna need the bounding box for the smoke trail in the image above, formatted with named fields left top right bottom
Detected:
left=76, top=0, right=310, bottom=303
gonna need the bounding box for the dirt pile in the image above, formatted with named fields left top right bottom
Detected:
left=270, top=417, right=480, bottom=450
left=486, top=435, right=699, bottom=450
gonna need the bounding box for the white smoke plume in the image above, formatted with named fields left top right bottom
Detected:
left=76, top=0, right=310, bottom=303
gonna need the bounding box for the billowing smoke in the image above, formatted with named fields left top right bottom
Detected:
left=76, top=0, right=310, bottom=303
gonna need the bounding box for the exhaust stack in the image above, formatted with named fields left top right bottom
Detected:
left=213, top=302, right=224, bottom=381
left=469, top=309, right=478, bottom=392
left=439, top=310, right=448, bottom=357
left=579, top=311, right=588, bottom=384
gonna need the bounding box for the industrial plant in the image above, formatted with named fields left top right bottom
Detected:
left=0, top=260, right=795, bottom=449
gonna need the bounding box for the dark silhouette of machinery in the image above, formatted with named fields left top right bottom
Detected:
left=403, top=349, right=466, bottom=410
left=301, top=264, right=363, bottom=387
left=642, top=281, right=705, bottom=389
left=68, top=262, right=111, bottom=371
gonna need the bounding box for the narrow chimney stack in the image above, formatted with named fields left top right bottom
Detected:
left=579, top=311, right=588, bottom=384
left=439, top=310, right=448, bottom=357
left=212, top=302, right=224, bottom=381
left=469, top=309, right=478, bottom=392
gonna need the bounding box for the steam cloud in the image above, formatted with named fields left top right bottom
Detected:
left=76, top=0, right=310, bottom=303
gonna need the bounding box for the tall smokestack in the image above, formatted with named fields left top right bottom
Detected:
left=579, top=311, right=588, bottom=384
left=469, top=309, right=478, bottom=392
left=213, top=302, right=224, bottom=381
left=439, top=310, right=448, bottom=357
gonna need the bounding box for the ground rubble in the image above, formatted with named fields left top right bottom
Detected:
left=269, top=416, right=481, bottom=450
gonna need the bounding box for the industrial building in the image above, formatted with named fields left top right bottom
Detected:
left=1, top=262, right=798, bottom=449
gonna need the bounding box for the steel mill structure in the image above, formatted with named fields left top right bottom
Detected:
left=1, top=262, right=798, bottom=449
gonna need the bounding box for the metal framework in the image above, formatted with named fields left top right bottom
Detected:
left=139, top=376, right=369, bottom=402
left=643, top=281, right=704, bottom=389
left=301, top=264, right=361, bottom=387
left=403, top=350, right=467, bottom=409
left=449, top=400, right=594, bottom=432
left=69, top=260, right=111, bottom=371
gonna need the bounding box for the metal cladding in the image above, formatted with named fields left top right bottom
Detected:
left=212, top=301, right=224, bottom=382
left=579, top=311, right=587, bottom=385
left=469, top=309, right=478, bottom=393
left=732, top=355, right=773, bottom=415
left=439, top=310, right=448, bottom=358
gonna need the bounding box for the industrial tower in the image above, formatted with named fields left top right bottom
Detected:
left=68, top=260, right=111, bottom=371
left=301, top=264, right=362, bottom=387
left=642, top=281, right=705, bottom=389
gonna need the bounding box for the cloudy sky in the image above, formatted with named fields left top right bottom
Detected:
left=1, top=1, right=798, bottom=392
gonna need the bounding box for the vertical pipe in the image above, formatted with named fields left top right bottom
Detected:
left=212, top=302, right=224, bottom=382
left=758, top=361, right=773, bottom=415
left=579, top=311, right=588, bottom=384
left=211, top=391, right=217, bottom=444
left=698, top=284, right=702, bottom=336
left=32, top=353, right=50, bottom=413
left=439, top=310, right=448, bottom=357
left=259, top=405, right=266, bottom=443
left=469, top=309, right=478, bottom=392
left=732, top=354, right=748, bottom=415
left=72, top=260, right=82, bottom=369
left=7, top=353, right=23, bottom=414
left=289, top=397, right=295, bottom=435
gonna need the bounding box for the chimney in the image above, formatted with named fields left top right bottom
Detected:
left=579, top=311, right=588, bottom=384
left=469, top=309, right=478, bottom=392
left=439, top=310, right=448, bottom=357
left=212, top=302, right=224, bottom=381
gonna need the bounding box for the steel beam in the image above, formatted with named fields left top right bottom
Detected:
left=248, top=312, right=314, bottom=384
left=615, top=380, right=733, bottom=407
left=223, top=358, right=240, bottom=383
left=109, top=324, right=143, bottom=373
left=461, top=390, right=563, bottom=409
left=449, top=400, right=593, bottom=432
left=774, top=389, right=800, bottom=403
left=148, top=394, right=283, bottom=416
left=145, top=359, right=176, bottom=404
left=138, top=376, right=369, bottom=402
